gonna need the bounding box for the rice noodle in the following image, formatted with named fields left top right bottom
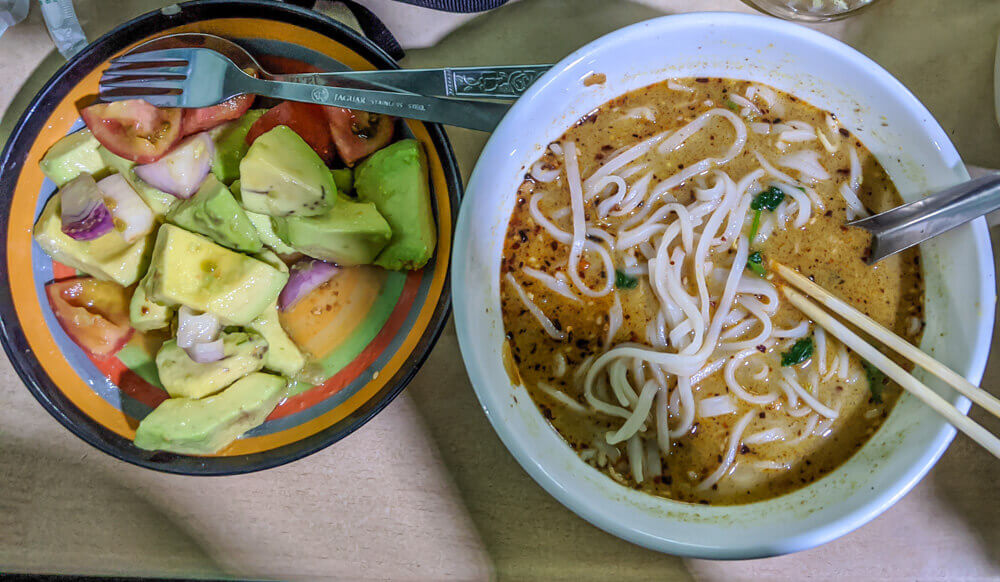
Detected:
left=583, top=132, right=668, bottom=197
left=815, top=326, right=828, bottom=375
left=607, top=380, right=659, bottom=444
left=625, top=106, right=656, bottom=122
left=754, top=460, right=791, bottom=471
left=754, top=150, right=799, bottom=185
left=531, top=159, right=560, bottom=183
left=537, top=382, right=588, bottom=414
left=728, top=93, right=761, bottom=118
left=786, top=414, right=820, bottom=445
left=839, top=147, right=869, bottom=220
left=594, top=175, right=630, bottom=217
left=505, top=273, right=565, bottom=341
left=523, top=266, right=579, bottom=302
left=780, top=368, right=838, bottom=419
left=698, top=394, right=738, bottom=417
left=725, top=347, right=779, bottom=405
left=744, top=427, right=787, bottom=445
left=564, top=141, right=614, bottom=297
left=778, top=150, right=830, bottom=181
left=776, top=120, right=816, bottom=144
left=817, top=129, right=837, bottom=154
left=529, top=191, right=572, bottom=244
left=668, top=80, right=695, bottom=92
left=611, top=172, right=654, bottom=217
left=697, top=411, right=755, bottom=490
left=746, top=84, right=782, bottom=116
left=553, top=352, right=567, bottom=378
left=628, top=434, right=645, bottom=483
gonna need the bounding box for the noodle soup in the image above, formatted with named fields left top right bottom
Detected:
left=499, top=78, right=924, bottom=505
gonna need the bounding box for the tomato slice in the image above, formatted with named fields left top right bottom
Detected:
left=324, top=107, right=395, bottom=167
left=45, top=277, right=134, bottom=359
left=80, top=99, right=183, bottom=164
left=180, top=94, right=255, bottom=136
left=246, top=101, right=334, bottom=163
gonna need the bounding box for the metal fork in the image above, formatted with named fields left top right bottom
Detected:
left=99, top=48, right=512, bottom=132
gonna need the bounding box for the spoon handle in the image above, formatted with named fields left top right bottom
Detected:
left=270, top=65, right=552, bottom=100
left=848, top=173, right=1000, bottom=263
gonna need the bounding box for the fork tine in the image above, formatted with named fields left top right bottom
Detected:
left=99, top=78, right=185, bottom=91
left=103, top=64, right=188, bottom=78
left=110, top=48, right=193, bottom=65
left=101, top=73, right=186, bottom=85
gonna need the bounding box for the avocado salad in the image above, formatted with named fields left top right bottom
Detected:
left=33, top=91, right=436, bottom=455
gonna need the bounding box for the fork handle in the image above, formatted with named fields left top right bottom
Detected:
left=849, top=173, right=1000, bottom=263
left=246, top=77, right=509, bottom=132
left=271, top=65, right=552, bottom=100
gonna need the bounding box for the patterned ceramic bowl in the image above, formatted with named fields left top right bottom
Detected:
left=0, top=0, right=459, bottom=474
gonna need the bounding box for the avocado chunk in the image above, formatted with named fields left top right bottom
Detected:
left=134, top=372, right=286, bottom=454
left=252, top=249, right=288, bottom=273
left=247, top=304, right=305, bottom=378
left=40, top=129, right=109, bottom=187
left=145, top=224, right=288, bottom=325
left=33, top=193, right=153, bottom=286
left=166, top=175, right=263, bottom=253
left=331, top=168, right=353, bottom=195
left=231, top=180, right=298, bottom=255
left=155, top=331, right=268, bottom=399
left=98, top=147, right=178, bottom=216
left=239, top=125, right=336, bottom=217
left=210, top=109, right=266, bottom=185
left=355, top=139, right=437, bottom=271
left=129, top=276, right=173, bottom=331
left=271, top=197, right=391, bottom=266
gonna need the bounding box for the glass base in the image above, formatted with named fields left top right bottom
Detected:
left=741, top=0, right=881, bottom=22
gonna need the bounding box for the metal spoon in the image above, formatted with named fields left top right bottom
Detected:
left=127, top=32, right=549, bottom=100
left=849, top=173, right=1000, bottom=263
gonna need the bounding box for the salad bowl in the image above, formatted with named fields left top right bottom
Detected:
left=0, top=0, right=460, bottom=474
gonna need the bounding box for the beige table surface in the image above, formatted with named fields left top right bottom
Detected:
left=2, top=0, right=1000, bottom=580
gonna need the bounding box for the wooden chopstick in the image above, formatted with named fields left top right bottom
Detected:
left=773, top=262, right=1000, bottom=418
left=777, top=284, right=1000, bottom=460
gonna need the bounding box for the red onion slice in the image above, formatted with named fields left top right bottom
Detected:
left=59, top=174, right=114, bottom=241
left=134, top=132, right=214, bottom=199
left=278, top=258, right=339, bottom=312
left=185, top=338, right=225, bottom=363
left=176, top=306, right=221, bottom=349
left=96, top=174, right=155, bottom=243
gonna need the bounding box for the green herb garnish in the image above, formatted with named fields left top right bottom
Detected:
left=863, top=360, right=886, bottom=403
left=747, top=186, right=786, bottom=243
left=746, top=251, right=766, bottom=276
left=726, top=100, right=740, bottom=112
left=751, top=186, right=786, bottom=211
left=615, top=269, right=638, bottom=289
left=781, top=337, right=814, bottom=367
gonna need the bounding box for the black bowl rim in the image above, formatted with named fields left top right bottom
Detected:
left=0, top=0, right=460, bottom=475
